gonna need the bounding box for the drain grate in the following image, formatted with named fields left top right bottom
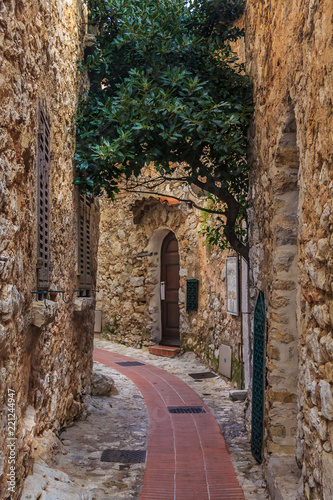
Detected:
left=100, top=449, right=146, bottom=463
left=188, top=372, right=217, bottom=380
left=116, top=361, right=145, bottom=367
left=167, top=406, right=206, bottom=414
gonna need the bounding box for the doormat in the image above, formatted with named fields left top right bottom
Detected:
left=100, top=449, right=146, bottom=463
left=188, top=372, right=217, bottom=380
left=116, top=361, right=145, bottom=367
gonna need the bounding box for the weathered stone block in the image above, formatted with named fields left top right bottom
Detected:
left=272, top=171, right=298, bottom=194
left=273, top=279, right=296, bottom=291
left=329, top=302, right=333, bottom=327
left=323, top=440, right=331, bottom=452
left=91, top=371, right=117, bottom=396
left=311, top=380, right=318, bottom=406
left=0, top=284, right=21, bottom=321
left=319, top=380, right=333, bottom=420
left=134, top=305, right=145, bottom=314
left=271, top=327, right=295, bottom=344
left=314, top=304, right=330, bottom=328
left=322, top=451, right=333, bottom=500
left=275, top=225, right=297, bottom=246
left=31, top=300, right=59, bottom=329
left=313, top=267, right=326, bottom=290
left=303, top=424, right=312, bottom=447
left=267, top=345, right=280, bottom=360
left=270, top=424, right=286, bottom=438
left=320, top=335, right=333, bottom=360
left=0, top=324, right=8, bottom=358
left=73, top=297, right=95, bottom=312
left=270, top=294, right=290, bottom=308
left=270, top=311, right=290, bottom=324
left=229, top=389, right=247, bottom=401
left=306, top=329, right=324, bottom=364
left=267, top=441, right=297, bottom=455
left=134, top=286, right=145, bottom=300
left=273, top=250, right=297, bottom=273
left=268, top=390, right=297, bottom=404
left=130, top=277, right=144, bottom=287
left=316, top=238, right=329, bottom=262
left=324, top=362, right=333, bottom=383
left=131, top=268, right=144, bottom=277
left=21, top=471, right=48, bottom=500
left=267, top=456, right=301, bottom=500
left=309, top=407, right=327, bottom=440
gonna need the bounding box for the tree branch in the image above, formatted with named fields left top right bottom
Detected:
left=192, top=179, right=249, bottom=262
left=120, top=186, right=227, bottom=216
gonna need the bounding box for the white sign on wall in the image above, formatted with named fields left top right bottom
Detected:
left=226, top=256, right=239, bottom=316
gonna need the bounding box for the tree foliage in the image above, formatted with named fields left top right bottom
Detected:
left=75, top=0, right=252, bottom=260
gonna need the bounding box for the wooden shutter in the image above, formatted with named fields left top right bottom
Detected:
left=37, top=103, right=50, bottom=291
left=78, top=192, right=92, bottom=293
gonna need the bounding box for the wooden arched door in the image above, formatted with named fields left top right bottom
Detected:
left=161, top=231, right=180, bottom=346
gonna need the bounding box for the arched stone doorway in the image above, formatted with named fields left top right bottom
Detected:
left=160, top=231, right=180, bottom=346
left=145, top=228, right=181, bottom=346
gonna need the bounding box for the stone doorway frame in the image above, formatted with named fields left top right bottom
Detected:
left=266, top=105, right=301, bottom=459
left=145, top=227, right=180, bottom=344
left=160, top=230, right=180, bottom=346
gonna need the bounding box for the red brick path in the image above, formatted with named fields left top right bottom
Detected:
left=94, top=347, right=245, bottom=500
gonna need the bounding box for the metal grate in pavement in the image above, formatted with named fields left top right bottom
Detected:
left=188, top=372, right=217, bottom=379
left=116, top=361, right=145, bottom=367
left=167, top=406, right=206, bottom=414
left=100, top=449, right=146, bottom=463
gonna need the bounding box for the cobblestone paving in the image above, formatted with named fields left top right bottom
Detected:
left=94, top=338, right=269, bottom=500
left=22, top=337, right=269, bottom=499
left=21, top=363, right=149, bottom=499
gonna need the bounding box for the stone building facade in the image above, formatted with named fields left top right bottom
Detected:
left=96, top=178, right=248, bottom=386
left=246, top=0, right=333, bottom=498
left=0, top=1, right=98, bottom=498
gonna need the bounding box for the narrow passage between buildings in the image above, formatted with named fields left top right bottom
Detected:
left=94, top=347, right=245, bottom=500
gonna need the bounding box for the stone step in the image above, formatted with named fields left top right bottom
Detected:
left=149, top=345, right=181, bottom=357
left=267, top=456, right=302, bottom=500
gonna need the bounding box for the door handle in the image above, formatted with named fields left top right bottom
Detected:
left=161, top=281, right=165, bottom=300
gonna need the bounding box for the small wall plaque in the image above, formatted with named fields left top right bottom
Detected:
left=226, top=256, right=239, bottom=316
left=219, top=344, right=232, bottom=378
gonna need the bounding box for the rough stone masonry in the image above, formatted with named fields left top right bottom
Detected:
left=246, top=0, right=333, bottom=498
left=96, top=171, right=245, bottom=383
left=0, top=0, right=99, bottom=497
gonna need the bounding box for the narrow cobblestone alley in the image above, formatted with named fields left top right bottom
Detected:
left=94, top=347, right=245, bottom=500
left=22, top=338, right=268, bottom=499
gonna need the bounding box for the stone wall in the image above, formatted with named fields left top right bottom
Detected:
left=0, top=1, right=98, bottom=497
left=96, top=178, right=244, bottom=382
left=246, top=0, right=333, bottom=498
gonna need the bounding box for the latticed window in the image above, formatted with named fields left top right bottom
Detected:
left=37, top=103, right=50, bottom=291
left=78, top=192, right=92, bottom=295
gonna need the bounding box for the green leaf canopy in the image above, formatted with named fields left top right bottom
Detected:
left=75, top=0, right=252, bottom=200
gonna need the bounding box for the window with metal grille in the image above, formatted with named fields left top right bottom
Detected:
left=186, top=279, right=199, bottom=311
left=78, top=192, right=92, bottom=295
left=37, top=103, right=50, bottom=291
